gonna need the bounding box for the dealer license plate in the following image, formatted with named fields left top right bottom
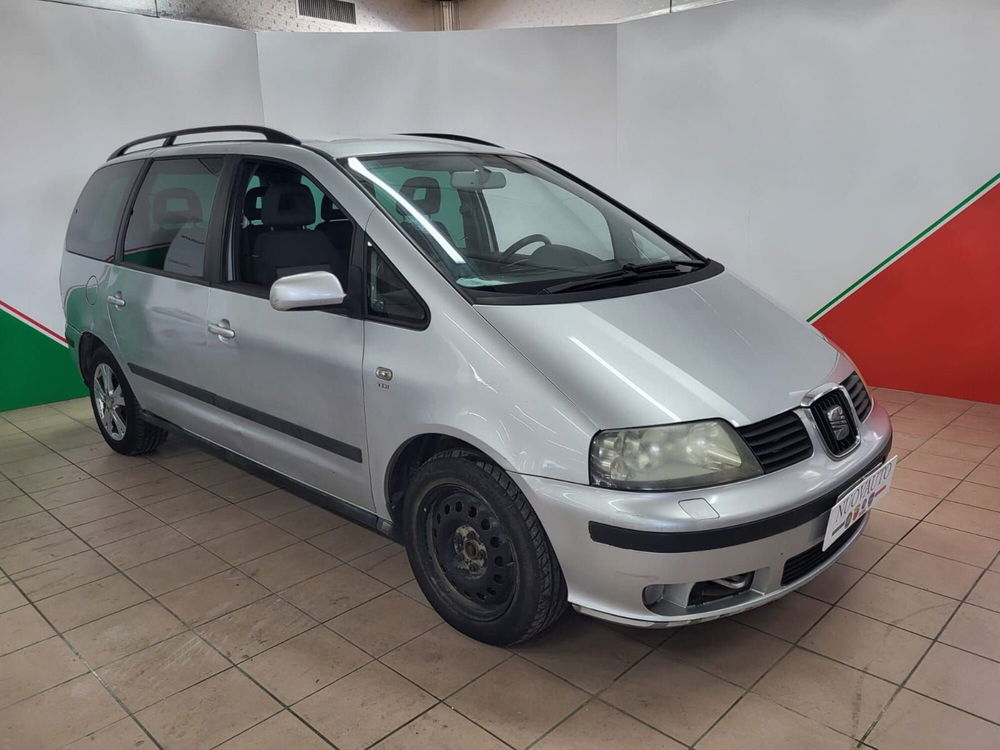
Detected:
left=823, top=456, right=897, bottom=551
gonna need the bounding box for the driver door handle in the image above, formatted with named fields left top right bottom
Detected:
left=208, top=320, right=236, bottom=340
left=107, top=293, right=125, bottom=308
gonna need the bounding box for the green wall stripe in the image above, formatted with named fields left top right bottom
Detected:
left=808, top=171, right=1000, bottom=322
left=0, top=311, right=87, bottom=411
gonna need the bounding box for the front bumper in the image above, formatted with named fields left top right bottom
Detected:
left=515, top=401, right=893, bottom=627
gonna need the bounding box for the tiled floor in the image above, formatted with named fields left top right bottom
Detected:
left=1, top=389, right=999, bottom=749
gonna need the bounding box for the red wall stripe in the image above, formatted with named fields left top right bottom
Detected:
left=0, top=300, right=67, bottom=344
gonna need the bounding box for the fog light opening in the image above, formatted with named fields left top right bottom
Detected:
left=687, top=572, right=753, bottom=607
left=642, top=584, right=666, bottom=607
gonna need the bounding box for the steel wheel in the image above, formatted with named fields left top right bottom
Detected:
left=425, top=486, right=518, bottom=620
left=93, top=362, right=127, bottom=441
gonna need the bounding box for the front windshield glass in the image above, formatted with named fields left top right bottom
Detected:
left=346, top=153, right=706, bottom=296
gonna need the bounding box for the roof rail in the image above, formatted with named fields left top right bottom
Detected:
left=108, top=125, right=300, bottom=160
left=400, top=133, right=502, bottom=148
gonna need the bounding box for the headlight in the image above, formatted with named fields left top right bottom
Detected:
left=589, top=419, right=763, bottom=491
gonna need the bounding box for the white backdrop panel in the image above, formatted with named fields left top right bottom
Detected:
left=0, top=0, right=263, bottom=334
left=256, top=25, right=618, bottom=190
left=616, top=0, right=1000, bottom=317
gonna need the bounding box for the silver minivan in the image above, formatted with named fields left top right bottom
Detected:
left=61, top=126, right=894, bottom=644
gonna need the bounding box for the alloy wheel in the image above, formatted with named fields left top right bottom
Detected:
left=93, top=362, right=127, bottom=441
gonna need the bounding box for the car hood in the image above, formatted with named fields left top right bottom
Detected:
left=476, top=271, right=841, bottom=429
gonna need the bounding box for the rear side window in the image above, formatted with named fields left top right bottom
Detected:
left=123, top=157, right=224, bottom=278
left=65, top=161, right=142, bottom=261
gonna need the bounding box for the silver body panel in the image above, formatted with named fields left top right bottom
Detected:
left=61, top=134, right=892, bottom=628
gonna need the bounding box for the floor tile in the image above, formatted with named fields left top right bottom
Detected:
left=0, top=452, right=71, bottom=480
left=800, top=607, right=931, bottom=683
left=837, top=535, right=892, bottom=570
left=900, top=521, right=1000, bottom=567
left=98, top=632, right=229, bottom=711
left=954, top=412, right=1000, bottom=434
left=216, top=710, right=330, bottom=749
left=210, top=475, right=274, bottom=502
left=601, top=651, right=742, bottom=745
left=939, top=603, right=1000, bottom=660
left=31, top=478, right=111, bottom=509
left=656, top=618, right=789, bottom=688
left=238, top=540, right=340, bottom=591
left=12, top=465, right=90, bottom=494
left=0, top=636, right=87, bottom=709
left=56, top=442, right=116, bottom=464
left=99, top=463, right=173, bottom=492
left=97, top=525, right=194, bottom=569
left=754, top=649, right=895, bottom=739
left=236, top=489, right=311, bottom=520
left=120, top=475, right=200, bottom=506
left=967, top=462, right=1000, bottom=489
left=916, top=437, right=992, bottom=463
left=197, top=595, right=315, bottom=662
left=348, top=545, right=414, bottom=587
left=0, top=511, right=64, bottom=549
left=310, top=523, right=392, bottom=561
left=513, top=614, right=650, bottom=693
left=374, top=703, right=512, bottom=750
left=0, top=580, right=27, bottom=614
left=295, top=661, right=435, bottom=750
left=0, top=674, right=126, bottom=749
left=125, top=545, right=229, bottom=596
left=885, top=416, right=939, bottom=439
left=137, top=667, right=280, bottom=750
left=159, top=568, right=268, bottom=625
left=871, top=545, right=981, bottom=598
left=947, top=480, right=1000, bottom=511
left=270, top=505, right=349, bottom=538
left=172, top=504, right=259, bottom=543
left=696, top=692, right=855, bottom=750
left=242, top=625, right=370, bottom=704
left=75, top=453, right=149, bottom=477
left=48, top=493, right=135, bottom=527
left=327, top=591, right=440, bottom=657
left=145, top=488, right=228, bottom=523
left=0, top=529, right=88, bottom=573
left=184, top=461, right=249, bottom=488
left=11, top=549, right=115, bottom=600
left=839, top=574, right=958, bottom=637
left=933, top=424, right=1000, bottom=449
left=867, top=689, right=1000, bottom=750
left=862, top=509, right=917, bottom=544
left=450, top=656, right=587, bottom=749
left=906, top=642, right=1000, bottom=723
left=0, top=495, right=42, bottom=524
left=61, top=716, right=153, bottom=749
left=925, top=501, right=1000, bottom=539
left=891, top=468, right=959, bottom=499
left=734, top=592, right=829, bottom=641
left=381, top=622, right=509, bottom=699
left=967, top=570, right=1000, bottom=612
left=876, top=488, right=940, bottom=519
left=204, top=522, right=298, bottom=565
left=63, top=599, right=185, bottom=667
left=798, top=562, right=864, bottom=603
left=73, top=508, right=162, bottom=547
left=280, top=565, right=388, bottom=621
left=36, top=572, right=148, bottom=631
left=899, top=452, right=977, bottom=480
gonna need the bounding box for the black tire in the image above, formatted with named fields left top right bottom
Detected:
left=87, top=347, right=167, bottom=456
left=403, top=450, right=567, bottom=645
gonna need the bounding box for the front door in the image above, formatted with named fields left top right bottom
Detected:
left=199, top=157, right=371, bottom=509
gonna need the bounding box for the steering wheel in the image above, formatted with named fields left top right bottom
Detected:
left=502, top=233, right=552, bottom=256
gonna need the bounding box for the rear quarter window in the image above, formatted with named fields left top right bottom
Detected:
left=65, top=161, right=143, bottom=261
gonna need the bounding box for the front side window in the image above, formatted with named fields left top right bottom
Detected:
left=367, top=241, right=426, bottom=325
left=347, top=153, right=707, bottom=299
left=123, top=157, right=224, bottom=278
left=66, top=161, right=143, bottom=261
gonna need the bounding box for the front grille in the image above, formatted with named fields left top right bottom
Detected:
left=781, top=519, right=859, bottom=585
left=842, top=372, right=872, bottom=421
left=810, top=389, right=859, bottom=456
left=737, top=411, right=813, bottom=473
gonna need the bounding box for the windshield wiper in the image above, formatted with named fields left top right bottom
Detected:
left=539, top=259, right=704, bottom=295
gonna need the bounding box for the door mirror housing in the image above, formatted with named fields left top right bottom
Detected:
left=269, top=271, right=346, bottom=311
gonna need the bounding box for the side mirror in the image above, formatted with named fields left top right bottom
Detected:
left=269, top=271, right=346, bottom=311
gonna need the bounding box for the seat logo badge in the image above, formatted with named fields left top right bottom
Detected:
left=375, top=367, right=393, bottom=382
left=825, top=404, right=851, bottom=441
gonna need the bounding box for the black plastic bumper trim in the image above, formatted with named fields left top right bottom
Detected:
left=128, top=363, right=362, bottom=463
left=589, top=444, right=891, bottom=553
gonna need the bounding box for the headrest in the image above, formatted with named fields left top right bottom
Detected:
left=320, top=195, right=347, bottom=222
left=262, top=183, right=315, bottom=228
left=153, top=188, right=202, bottom=225
left=244, top=186, right=266, bottom=221
left=398, top=176, right=441, bottom=216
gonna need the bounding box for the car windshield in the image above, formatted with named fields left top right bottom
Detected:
left=346, top=153, right=707, bottom=297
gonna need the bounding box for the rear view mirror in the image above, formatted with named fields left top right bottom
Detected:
left=270, top=271, right=345, bottom=311
left=451, top=168, right=506, bottom=190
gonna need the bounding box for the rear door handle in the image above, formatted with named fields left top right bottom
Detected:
left=107, top=293, right=125, bottom=308
left=208, top=320, right=236, bottom=340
